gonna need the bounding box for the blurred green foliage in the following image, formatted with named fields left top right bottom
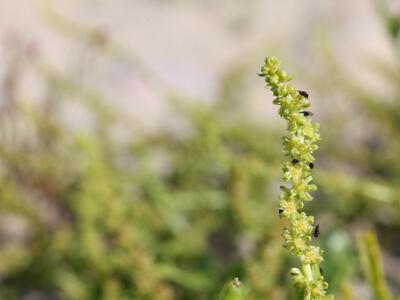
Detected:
left=357, top=231, right=391, bottom=300
left=1, top=2, right=400, bottom=299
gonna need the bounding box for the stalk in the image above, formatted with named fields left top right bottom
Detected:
left=259, top=57, right=333, bottom=299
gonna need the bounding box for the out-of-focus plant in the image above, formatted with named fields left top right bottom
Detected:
left=259, top=57, right=333, bottom=299
left=0, top=28, right=289, bottom=299
left=357, top=231, right=392, bottom=300
left=2, top=2, right=400, bottom=299
left=293, top=2, right=400, bottom=296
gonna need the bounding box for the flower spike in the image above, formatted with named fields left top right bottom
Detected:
left=260, top=57, right=333, bottom=300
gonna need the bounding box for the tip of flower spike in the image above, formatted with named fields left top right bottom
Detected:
left=265, top=56, right=279, bottom=65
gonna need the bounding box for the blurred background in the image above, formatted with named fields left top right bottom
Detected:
left=1, top=0, right=400, bottom=299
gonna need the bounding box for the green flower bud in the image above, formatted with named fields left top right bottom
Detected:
left=290, top=268, right=301, bottom=276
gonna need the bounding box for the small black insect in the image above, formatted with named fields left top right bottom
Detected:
left=300, top=111, right=314, bottom=117
left=309, top=162, right=314, bottom=169
left=313, top=224, right=320, bottom=238
left=298, top=90, right=309, bottom=98
left=278, top=208, right=284, bottom=214
left=319, top=267, right=324, bottom=276
left=292, top=159, right=299, bottom=164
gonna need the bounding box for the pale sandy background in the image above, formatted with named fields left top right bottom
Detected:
left=0, top=0, right=395, bottom=130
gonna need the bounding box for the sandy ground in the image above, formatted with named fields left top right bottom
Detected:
left=0, top=0, right=395, bottom=129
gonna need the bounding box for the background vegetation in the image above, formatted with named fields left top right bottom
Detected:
left=0, top=1, right=400, bottom=299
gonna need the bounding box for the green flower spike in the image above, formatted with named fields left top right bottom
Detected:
left=260, top=57, right=334, bottom=300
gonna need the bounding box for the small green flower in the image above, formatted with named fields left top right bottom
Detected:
left=283, top=163, right=303, bottom=183
left=302, top=246, right=323, bottom=265
left=279, top=199, right=298, bottom=219
left=293, top=176, right=317, bottom=201
left=260, top=56, right=333, bottom=299
left=292, top=213, right=314, bottom=237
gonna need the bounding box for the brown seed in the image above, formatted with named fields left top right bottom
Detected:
left=313, top=224, right=320, bottom=238
left=298, top=90, right=309, bottom=98
left=300, top=111, right=314, bottom=117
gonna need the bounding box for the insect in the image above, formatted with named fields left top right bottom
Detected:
left=278, top=208, right=284, bottom=214
left=300, top=111, right=314, bottom=117
left=309, top=162, right=314, bottom=169
left=319, top=267, right=324, bottom=276
left=313, top=224, right=320, bottom=238
left=298, top=90, right=309, bottom=98
left=292, top=159, right=299, bottom=164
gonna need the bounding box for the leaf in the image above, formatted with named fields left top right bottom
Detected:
left=357, top=231, right=392, bottom=300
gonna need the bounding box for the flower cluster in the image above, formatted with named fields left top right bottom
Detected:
left=260, top=57, right=333, bottom=299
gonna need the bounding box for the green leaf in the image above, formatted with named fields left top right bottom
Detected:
left=357, top=231, right=392, bottom=300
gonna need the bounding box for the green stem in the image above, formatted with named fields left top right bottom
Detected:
left=302, top=264, right=313, bottom=282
